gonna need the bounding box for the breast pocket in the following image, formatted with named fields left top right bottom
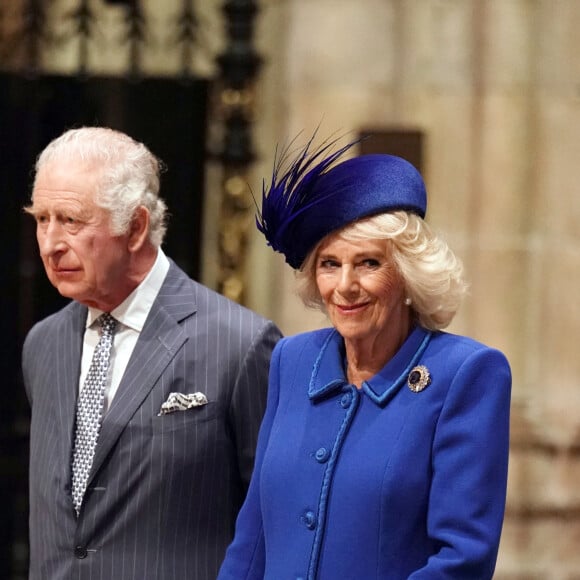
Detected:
left=152, top=401, right=218, bottom=434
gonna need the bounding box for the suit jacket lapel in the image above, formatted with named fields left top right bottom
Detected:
left=58, top=302, right=87, bottom=485
left=89, top=263, right=197, bottom=480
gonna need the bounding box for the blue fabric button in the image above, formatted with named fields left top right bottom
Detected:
left=340, top=391, right=353, bottom=408
left=315, top=447, right=330, bottom=463
left=301, top=510, right=317, bottom=530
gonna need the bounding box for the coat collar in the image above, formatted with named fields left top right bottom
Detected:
left=308, top=326, right=433, bottom=406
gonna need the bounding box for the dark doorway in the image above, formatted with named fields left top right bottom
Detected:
left=0, top=73, right=208, bottom=579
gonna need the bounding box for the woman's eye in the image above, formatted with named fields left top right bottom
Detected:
left=320, top=259, right=339, bottom=268
left=362, top=258, right=380, bottom=267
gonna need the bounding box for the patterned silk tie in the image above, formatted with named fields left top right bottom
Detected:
left=71, top=312, right=117, bottom=516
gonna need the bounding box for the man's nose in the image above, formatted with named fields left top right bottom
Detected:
left=38, top=220, right=66, bottom=256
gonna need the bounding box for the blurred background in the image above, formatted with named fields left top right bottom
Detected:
left=1, top=1, right=579, bottom=578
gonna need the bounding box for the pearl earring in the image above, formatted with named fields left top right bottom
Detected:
left=404, top=297, right=412, bottom=306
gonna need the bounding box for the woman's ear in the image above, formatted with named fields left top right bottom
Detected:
left=128, top=205, right=150, bottom=252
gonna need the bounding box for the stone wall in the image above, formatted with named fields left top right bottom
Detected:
left=250, top=1, right=580, bottom=577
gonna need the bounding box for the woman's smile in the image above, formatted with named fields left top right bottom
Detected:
left=315, top=234, right=410, bottom=358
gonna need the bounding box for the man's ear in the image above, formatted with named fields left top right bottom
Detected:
left=128, top=206, right=150, bottom=252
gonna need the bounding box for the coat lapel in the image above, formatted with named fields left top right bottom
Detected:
left=88, top=263, right=197, bottom=481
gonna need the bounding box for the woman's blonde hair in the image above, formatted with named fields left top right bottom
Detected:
left=295, top=211, right=468, bottom=330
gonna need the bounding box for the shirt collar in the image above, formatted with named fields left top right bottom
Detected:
left=308, top=326, right=433, bottom=406
left=86, top=248, right=170, bottom=331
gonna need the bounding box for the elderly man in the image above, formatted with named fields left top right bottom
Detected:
left=22, top=126, right=281, bottom=580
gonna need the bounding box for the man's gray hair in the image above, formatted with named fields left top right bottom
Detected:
left=34, top=126, right=168, bottom=247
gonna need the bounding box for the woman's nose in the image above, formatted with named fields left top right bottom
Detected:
left=337, top=266, right=359, bottom=293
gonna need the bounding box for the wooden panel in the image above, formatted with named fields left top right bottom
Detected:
left=358, top=128, right=424, bottom=173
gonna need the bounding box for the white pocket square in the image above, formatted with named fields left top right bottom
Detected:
left=158, top=392, right=208, bottom=416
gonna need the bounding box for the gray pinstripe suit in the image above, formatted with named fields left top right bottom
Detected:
left=22, top=260, right=282, bottom=580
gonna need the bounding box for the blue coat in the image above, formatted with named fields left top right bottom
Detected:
left=218, top=326, right=511, bottom=580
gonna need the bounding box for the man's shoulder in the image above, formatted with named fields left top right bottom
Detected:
left=163, top=263, right=278, bottom=335
left=24, top=301, right=85, bottom=355
left=27, top=301, right=83, bottom=333
left=190, top=278, right=271, bottom=325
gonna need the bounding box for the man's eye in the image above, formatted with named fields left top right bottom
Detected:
left=62, top=215, right=83, bottom=227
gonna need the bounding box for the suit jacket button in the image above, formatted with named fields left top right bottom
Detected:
left=74, top=546, right=88, bottom=559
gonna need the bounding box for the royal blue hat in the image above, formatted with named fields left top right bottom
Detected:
left=257, top=135, right=427, bottom=269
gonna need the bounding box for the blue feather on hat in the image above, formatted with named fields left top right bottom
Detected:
left=256, top=132, right=358, bottom=253
left=257, top=131, right=427, bottom=269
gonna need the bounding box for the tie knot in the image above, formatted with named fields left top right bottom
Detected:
left=98, top=313, right=117, bottom=335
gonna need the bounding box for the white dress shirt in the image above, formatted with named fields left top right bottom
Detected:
left=79, top=249, right=170, bottom=411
